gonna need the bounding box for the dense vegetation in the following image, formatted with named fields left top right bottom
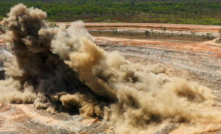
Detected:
left=1, top=0, right=221, bottom=25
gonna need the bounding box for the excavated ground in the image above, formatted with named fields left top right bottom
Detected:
left=1, top=23, right=221, bottom=134
left=95, top=37, right=221, bottom=92
left=94, top=35, right=221, bottom=134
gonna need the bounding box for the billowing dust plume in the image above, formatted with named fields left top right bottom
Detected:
left=1, top=4, right=221, bottom=133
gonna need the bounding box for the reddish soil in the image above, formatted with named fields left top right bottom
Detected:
left=0, top=102, right=107, bottom=133
left=95, top=36, right=221, bottom=56
left=2, top=21, right=220, bottom=32
left=52, top=22, right=221, bottom=33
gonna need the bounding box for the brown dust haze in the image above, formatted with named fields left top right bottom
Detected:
left=1, top=4, right=221, bottom=133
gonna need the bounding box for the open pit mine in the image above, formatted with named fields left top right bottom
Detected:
left=1, top=4, right=221, bottom=134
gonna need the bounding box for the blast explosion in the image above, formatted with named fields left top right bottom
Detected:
left=1, top=4, right=221, bottom=133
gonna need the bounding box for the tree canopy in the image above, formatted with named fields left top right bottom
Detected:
left=1, top=0, right=221, bottom=25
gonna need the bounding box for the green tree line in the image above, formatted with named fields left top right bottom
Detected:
left=1, top=0, right=221, bottom=25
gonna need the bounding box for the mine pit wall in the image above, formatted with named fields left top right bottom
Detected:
left=96, top=42, right=221, bottom=95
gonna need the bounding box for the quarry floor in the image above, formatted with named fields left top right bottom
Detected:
left=0, top=23, right=221, bottom=133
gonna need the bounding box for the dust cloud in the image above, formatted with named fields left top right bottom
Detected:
left=1, top=4, right=221, bottom=133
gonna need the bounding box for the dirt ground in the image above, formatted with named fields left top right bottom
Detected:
left=1, top=23, right=221, bottom=133
left=92, top=26, right=221, bottom=133
left=0, top=102, right=112, bottom=134
left=51, top=22, right=221, bottom=33
left=1, top=21, right=221, bottom=33
left=95, top=36, right=221, bottom=90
